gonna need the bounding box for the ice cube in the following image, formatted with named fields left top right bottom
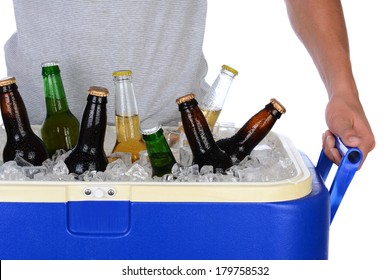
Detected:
left=200, top=165, right=214, bottom=175
left=213, top=122, right=236, bottom=140
left=163, top=127, right=182, bottom=149
left=237, top=167, right=263, bottom=182
left=137, top=150, right=149, bottom=167
left=52, top=160, right=69, bottom=176
left=14, top=155, right=33, bottom=167
left=0, top=161, right=28, bottom=180
left=125, top=163, right=151, bottom=182
left=108, top=152, right=133, bottom=167
left=179, top=146, right=193, bottom=167
left=22, top=166, right=47, bottom=179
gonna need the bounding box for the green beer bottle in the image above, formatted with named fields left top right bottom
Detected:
left=41, top=61, right=80, bottom=156
left=140, top=119, right=177, bottom=177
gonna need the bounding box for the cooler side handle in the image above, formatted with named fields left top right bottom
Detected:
left=316, top=137, right=363, bottom=224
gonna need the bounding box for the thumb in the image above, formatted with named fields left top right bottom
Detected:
left=337, top=127, right=361, bottom=148
left=329, top=120, right=375, bottom=168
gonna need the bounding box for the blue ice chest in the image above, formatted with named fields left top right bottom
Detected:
left=0, top=132, right=361, bottom=260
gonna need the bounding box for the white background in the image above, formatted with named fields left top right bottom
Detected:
left=1, top=0, right=389, bottom=278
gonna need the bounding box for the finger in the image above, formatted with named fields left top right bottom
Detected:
left=336, top=127, right=375, bottom=168
left=322, top=132, right=342, bottom=165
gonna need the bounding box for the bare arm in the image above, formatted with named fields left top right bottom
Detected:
left=284, top=0, right=375, bottom=166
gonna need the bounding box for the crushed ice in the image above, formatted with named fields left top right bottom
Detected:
left=0, top=125, right=298, bottom=182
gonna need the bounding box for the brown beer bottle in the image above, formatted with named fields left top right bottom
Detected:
left=64, top=86, right=109, bottom=175
left=176, top=93, right=233, bottom=172
left=216, top=98, right=286, bottom=163
left=0, top=77, right=49, bottom=165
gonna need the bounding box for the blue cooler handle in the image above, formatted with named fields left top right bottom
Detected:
left=316, top=137, right=363, bottom=223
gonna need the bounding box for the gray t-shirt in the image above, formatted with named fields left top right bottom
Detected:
left=4, top=0, right=209, bottom=125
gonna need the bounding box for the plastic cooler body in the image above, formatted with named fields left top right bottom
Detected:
left=0, top=131, right=331, bottom=260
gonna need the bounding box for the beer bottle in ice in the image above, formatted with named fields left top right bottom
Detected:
left=65, top=86, right=109, bottom=175
left=40, top=61, right=80, bottom=156
left=140, top=119, right=176, bottom=177
left=176, top=93, right=233, bottom=172
left=199, top=64, right=238, bottom=130
left=0, top=77, right=49, bottom=165
left=111, top=70, right=146, bottom=162
left=216, top=98, right=286, bottom=163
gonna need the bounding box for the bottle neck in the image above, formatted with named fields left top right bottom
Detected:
left=42, top=65, right=69, bottom=114
left=179, top=99, right=218, bottom=153
left=76, top=95, right=107, bottom=150
left=199, top=68, right=235, bottom=110
left=114, top=75, right=138, bottom=117
left=265, top=103, right=283, bottom=119
left=233, top=103, right=280, bottom=144
left=0, top=84, right=33, bottom=136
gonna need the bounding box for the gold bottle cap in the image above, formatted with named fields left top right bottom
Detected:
left=0, top=77, right=16, bottom=87
left=271, top=98, right=286, bottom=114
left=88, top=86, right=109, bottom=97
left=176, top=93, right=196, bottom=105
left=222, top=64, right=238, bottom=76
left=112, top=70, right=133, bottom=77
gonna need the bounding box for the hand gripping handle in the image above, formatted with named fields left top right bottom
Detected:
left=316, top=137, right=363, bottom=224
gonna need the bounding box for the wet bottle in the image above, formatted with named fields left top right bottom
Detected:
left=111, top=70, right=146, bottom=162
left=176, top=93, right=233, bottom=172
left=40, top=61, right=80, bottom=156
left=65, top=86, right=109, bottom=175
left=0, top=77, right=49, bottom=165
left=198, top=64, right=238, bottom=130
left=216, top=98, right=286, bottom=163
left=140, top=119, right=177, bottom=177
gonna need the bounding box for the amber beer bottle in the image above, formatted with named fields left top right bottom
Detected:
left=111, top=70, right=146, bottom=162
left=40, top=61, right=80, bottom=156
left=176, top=93, right=233, bottom=172
left=198, top=64, right=238, bottom=130
left=0, top=77, right=49, bottom=165
left=216, top=98, right=286, bottom=163
left=65, top=86, right=109, bottom=175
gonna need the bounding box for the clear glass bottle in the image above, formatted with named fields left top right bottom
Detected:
left=140, top=119, right=177, bottom=177
left=199, top=64, right=238, bottom=130
left=40, top=61, right=80, bottom=156
left=64, top=86, right=109, bottom=175
left=0, top=77, right=49, bottom=165
left=111, top=70, right=146, bottom=162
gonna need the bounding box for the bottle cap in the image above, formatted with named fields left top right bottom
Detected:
left=270, top=98, right=286, bottom=114
left=112, top=70, right=133, bottom=77
left=0, top=77, right=16, bottom=87
left=222, top=65, right=238, bottom=76
left=140, top=119, right=162, bottom=135
left=88, top=86, right=109, bottom=97
left=176, top=93, right=196, bottom=105
left=41, top=61, right=59, bottom=68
